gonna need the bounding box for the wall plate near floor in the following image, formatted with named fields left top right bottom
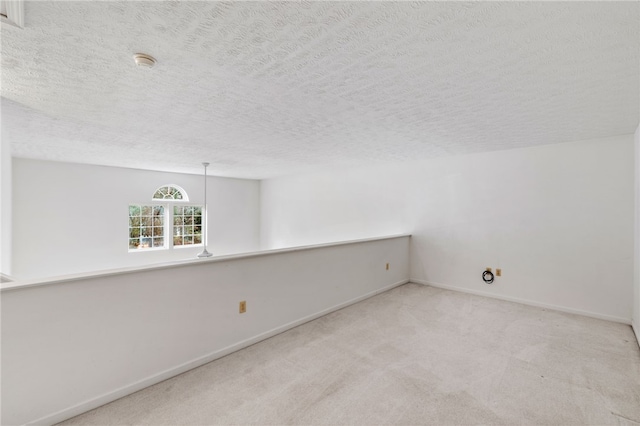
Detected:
left=239, top=301, right=246, bottom=314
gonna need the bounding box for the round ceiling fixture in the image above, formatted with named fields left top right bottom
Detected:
left=133, top=53, right=156, bottom=68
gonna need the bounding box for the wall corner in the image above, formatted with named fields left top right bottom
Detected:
left=633, top=124, right=640, bottom=346
left=0, top=123, right=13, bottom=277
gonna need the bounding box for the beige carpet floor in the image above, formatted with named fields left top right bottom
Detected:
left=59, top=283, right=640, bottom=425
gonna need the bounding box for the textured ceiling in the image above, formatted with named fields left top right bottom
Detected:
left=2, top=1, right=639, bottom=179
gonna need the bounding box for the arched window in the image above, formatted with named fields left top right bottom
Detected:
left=129, top=185, right=203, bottom=251
left=152, top=185, right=188, bottom=201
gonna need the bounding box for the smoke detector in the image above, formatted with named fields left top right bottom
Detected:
left=133, top=53, right=156, bottom=68
left=1, top=0, right=25, bottom=28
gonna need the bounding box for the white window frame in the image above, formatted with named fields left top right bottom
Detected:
left=128, top=204, right=167, bottom=252
left=128, top=185, right=204, bottom=252
left=152, top=184, right=189, bottom=201
left=171, top=204, right=204, bottom=249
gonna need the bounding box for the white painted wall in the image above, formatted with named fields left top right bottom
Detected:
left=12, top=159, right=260, bottom=279
left=262, top=135, right=635, bottom=322
left=1, top=235, right=410, bottom=426
left=634, top=125, right=640, bottom=344
left=0, top=131, right=12, bottom=277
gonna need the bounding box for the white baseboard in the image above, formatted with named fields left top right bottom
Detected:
left=411, top=279, right=632, bottom=325
left=633, top=322, right=640, bottom=349
left=28, top=278, right=409, bottom=426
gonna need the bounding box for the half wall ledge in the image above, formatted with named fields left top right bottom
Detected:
left=0, top=234, right=411, bottom=292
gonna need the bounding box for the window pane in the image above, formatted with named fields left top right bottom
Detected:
left=184, top=236, right=193, bottom=245
left=153, top=188, right=165, bottom=199
left=173, top=236, right=183, bottom=246
left=174, top=205, right=183, bottom=215
left=194, top=225, right=201, bottom=235
left=194, top=235, right=202, bottom=244
left=185, top=225, right=194, bottom=235
left=173, top=216, right=183, bottom=226
left=173, top=226, right=183, bottom=236
left=185, top=216, right=193, bottom=225
left=194, top=215, right=202, bottom=225
left=129, top=205, right=165, bottom=251
left=194, top=207, right=202, bottom=215
left=154, top=186, right=186, bottom=200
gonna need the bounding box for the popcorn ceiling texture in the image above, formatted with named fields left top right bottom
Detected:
left=2, top=1, right=639, bottom=179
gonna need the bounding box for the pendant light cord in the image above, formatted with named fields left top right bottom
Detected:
left=198, top=162, right=213, bottom=258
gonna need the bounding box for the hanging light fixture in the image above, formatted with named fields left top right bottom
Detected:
left=197, top=162, right=213, bottom=258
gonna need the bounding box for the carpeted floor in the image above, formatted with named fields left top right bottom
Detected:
left=59, top=283, right=640, bottom=425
